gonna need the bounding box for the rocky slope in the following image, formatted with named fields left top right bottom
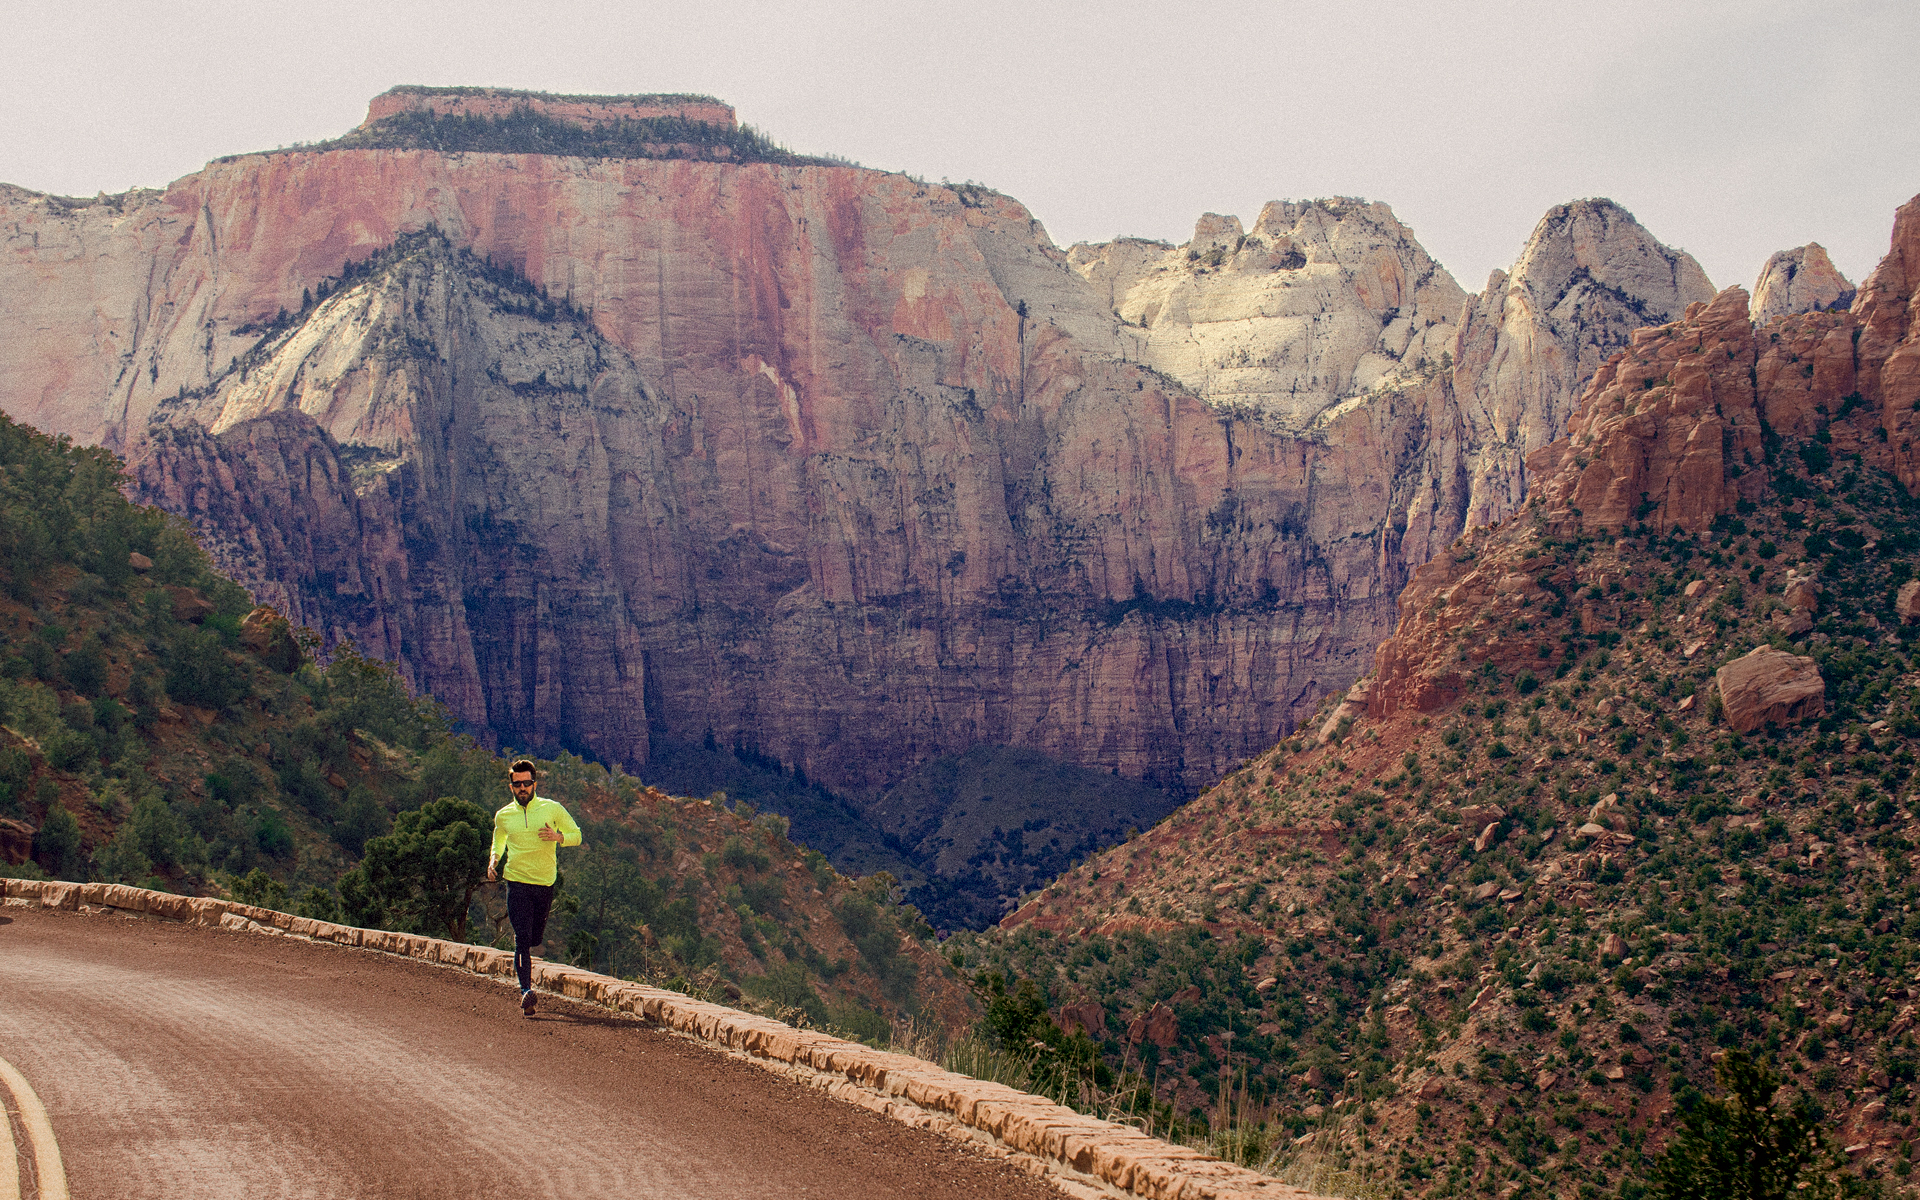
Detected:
left=0, top=92, right=1742, bottom=922
left=960, top=195, right=1920, bottom=1194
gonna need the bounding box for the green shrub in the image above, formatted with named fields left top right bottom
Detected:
left=295, top=886, right=340, bottom=922
left=337, top=796, right=489, bottom=939
left=253, top=808, right=295, bottom=858
left=33, top=801, right=84, bottom=879
left=164, top=625, right=250, bottom=709
left=229, top=866, right=289, bottom=910
left=61, top=642, right=108, bottom=695
left=0, top=746, right=28, bottom=815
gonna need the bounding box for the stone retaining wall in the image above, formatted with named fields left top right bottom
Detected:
left=2, top=878, right=1325, bottom=1199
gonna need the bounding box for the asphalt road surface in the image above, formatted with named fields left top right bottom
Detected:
left=0, top=906, right=1063, bottom=1199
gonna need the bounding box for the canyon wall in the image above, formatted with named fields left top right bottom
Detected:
left=0, top=111, right=1726, bottom=806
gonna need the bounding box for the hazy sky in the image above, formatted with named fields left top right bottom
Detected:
left=5, top=0, right=1915, bottom=295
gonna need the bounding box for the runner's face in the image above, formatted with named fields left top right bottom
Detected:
left=510, top=773, right=535, bottom=802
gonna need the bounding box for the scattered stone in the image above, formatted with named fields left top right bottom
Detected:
left=1418, top=1077, right=1446, bottom=1101
left=1678, top=694, right=1696, bottom=711
left=1684, top=579, right=1708, bottom=598
left=1715, top=647, right=1825, bottom=734
left=1601, top=933, right=1628, bottom=960
left=1604, top=1065, right=1626, bottom=1082
left=1471, top=881, right=1501, bottom=902
left=1535, top=1069, right=1560, bottom=1091
left=127, top=551, right=152, bottom=572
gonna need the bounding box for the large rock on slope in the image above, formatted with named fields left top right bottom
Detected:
left=1752, top=243, right=1855, bottom=323
left=1715, top=647, right=1826, bottom=734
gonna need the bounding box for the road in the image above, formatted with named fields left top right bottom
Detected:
left=0, top=905, right=1061, bottom=1199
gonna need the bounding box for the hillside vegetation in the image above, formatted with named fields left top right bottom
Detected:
left=947, top=278, right=1920, bottom=1197
left=0, top=412, right=965, bottom=1034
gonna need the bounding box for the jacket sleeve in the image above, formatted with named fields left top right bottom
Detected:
left=489, top=809, right=507, bottom=867
left=554, top=802, right=583, bottom=848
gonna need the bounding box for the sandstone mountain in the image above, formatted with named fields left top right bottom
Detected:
left=0, top=89, right=1723, bottom=923
left=963, top=195, right=1920, bottom=1191
left=1753, top=242, right=1856, bottom=324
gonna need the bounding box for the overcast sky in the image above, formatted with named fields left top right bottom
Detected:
left=5, top=0, right=1915, bottom=295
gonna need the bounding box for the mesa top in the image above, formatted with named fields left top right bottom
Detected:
left=490, top=795, right=583, bottom=886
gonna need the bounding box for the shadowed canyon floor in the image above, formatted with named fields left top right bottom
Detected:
left=0, top=906, right=1061, bottom=1200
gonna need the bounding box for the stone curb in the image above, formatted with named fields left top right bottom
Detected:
left=2, top=878, right=1325, bottom=1199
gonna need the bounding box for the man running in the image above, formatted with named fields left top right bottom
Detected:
left=486, top=759, right=583, bottom=1016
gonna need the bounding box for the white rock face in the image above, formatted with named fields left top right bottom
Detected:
left=1752, top=243, right=1855, bottom=325
left=1436, top=198, right=1715, bottom=529
left=1071, top=196, right=1714, bottom=531
left=1068, top=199, right=1466, bottom=431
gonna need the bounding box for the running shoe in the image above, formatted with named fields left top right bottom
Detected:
left=521, top=989, right=537, bottom=1016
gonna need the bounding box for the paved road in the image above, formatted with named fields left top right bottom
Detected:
left=0, top=906, right=1060, bottom=1199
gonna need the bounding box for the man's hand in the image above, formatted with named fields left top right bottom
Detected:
left=485, top=860, right=497, bottom=881
left=537, top=823, right=564, bottom=843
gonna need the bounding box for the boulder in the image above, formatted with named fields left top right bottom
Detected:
left=1457, top=805, right=1505, bottom=836
left=1601, top=933, right=1628, bottom=961
left=1715, top=647, right=1826, bottom=734
left=239, top=605, right=302, bottom=673
left=1898, top=580, right=1920, bottom=623
left=1136, top=1003, right=1177, bottom=1048
left=1684, top=579, right=1709, bottom=598
left=127, top=551, right=152, bottom=572
left=1773, top=609, right=1814, bottom=635
left=164, top=585, right=215, bottom=624
left=1417, top=1077, right=1446, bottom=1101
left=1783, top=573, right=1819, bottom=612
left=0, top=817, right=33, bottom=865
left=1058, top=1000, right=1106, bottom=1040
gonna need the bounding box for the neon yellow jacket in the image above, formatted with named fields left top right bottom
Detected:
left=489, top=795, right=582, bottom=886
